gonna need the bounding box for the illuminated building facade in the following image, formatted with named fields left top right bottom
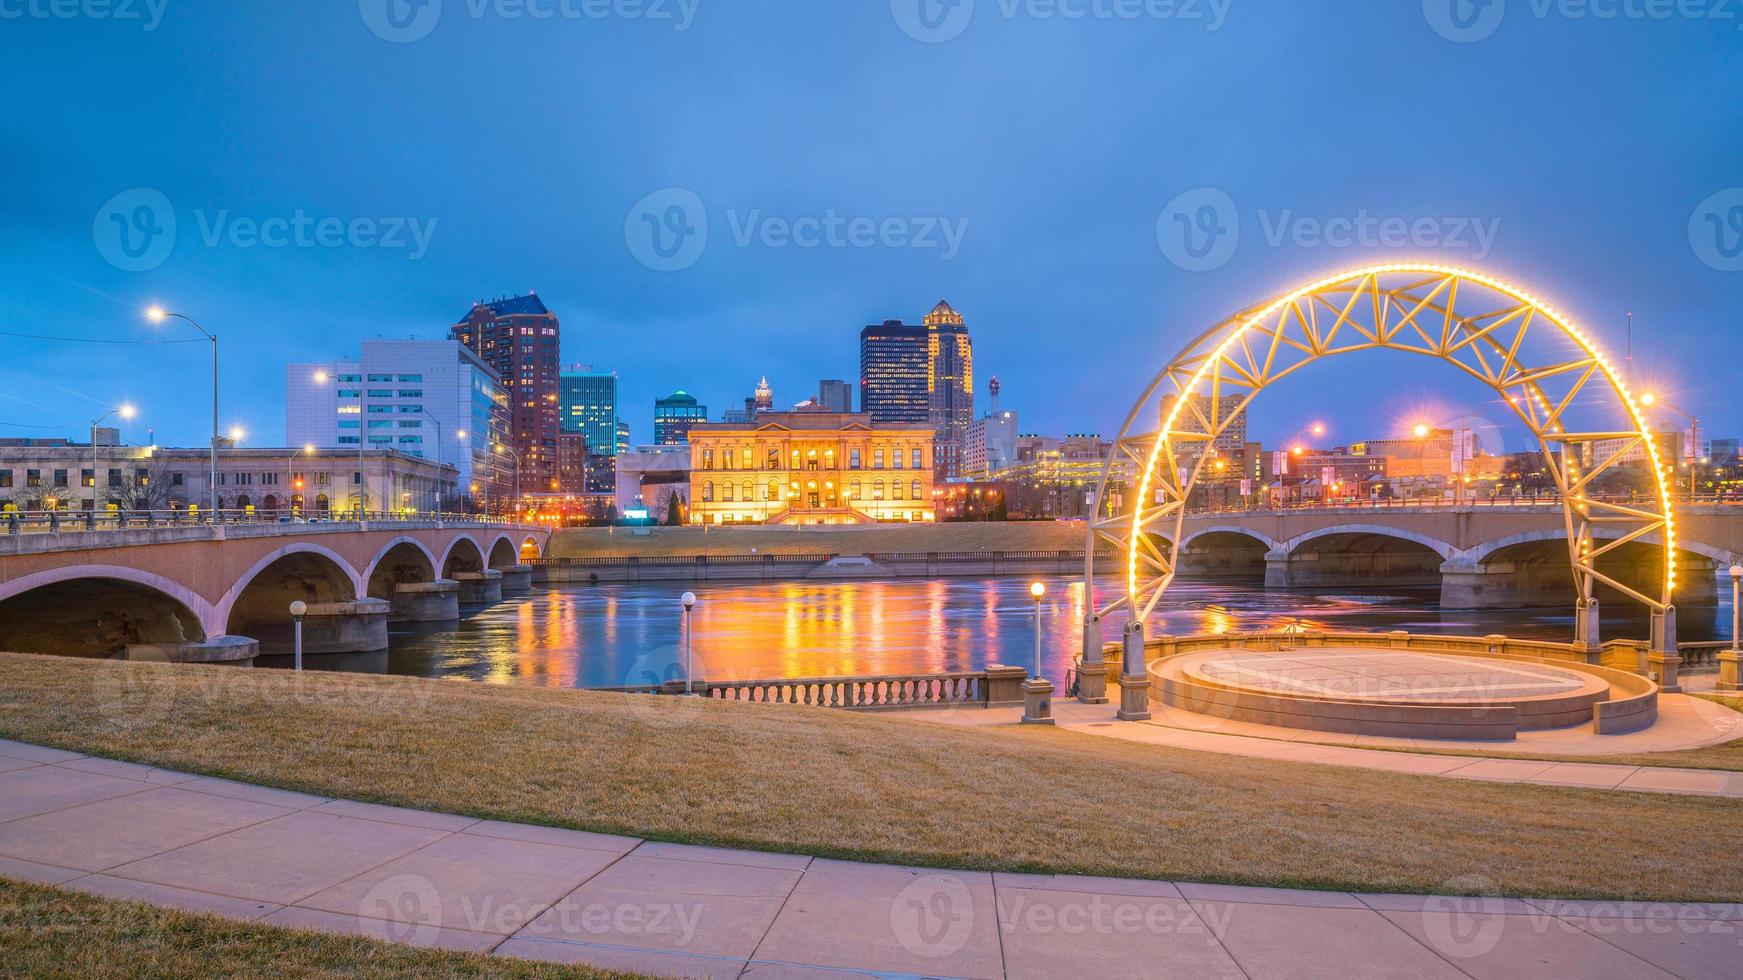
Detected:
left=924, top=300, right=974, bottom=479
left=859, top=320, right=929, bottom=425
left=451, top=293, right=561, bottom=498
left=687, top=412, right=936, bottom=525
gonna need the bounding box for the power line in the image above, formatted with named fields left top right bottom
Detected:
left=0, top=330, right=202, bottom=345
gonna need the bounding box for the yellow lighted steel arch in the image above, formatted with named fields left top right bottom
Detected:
left=1086, top=264, right=1677, bottom=640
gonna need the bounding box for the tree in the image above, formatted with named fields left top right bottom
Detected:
left=661, top=488, right=684, bottom=526
left=104, top=461, right=174, bottom=510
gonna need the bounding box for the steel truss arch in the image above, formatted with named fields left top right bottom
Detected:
left=1082, top=264, right=1679, bottom=666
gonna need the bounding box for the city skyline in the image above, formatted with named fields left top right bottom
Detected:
left=3, top=4, right=1737, bottom=456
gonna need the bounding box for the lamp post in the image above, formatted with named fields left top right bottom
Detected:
left=90, top=404, right=136, bottom=517
left=681, top=591, right=697, bottom=695
left=1723, top=565, right=1743, bottom=692
left=1022, top=581, right=1054, bottom=725
left=145, top=307, right=218, bottom=522
left=289, top=600, right=307, bottom=671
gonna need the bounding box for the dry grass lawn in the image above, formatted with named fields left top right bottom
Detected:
left=0, top=878, right=636, bottom=979
left=1, top=652, right=1739, bottom=902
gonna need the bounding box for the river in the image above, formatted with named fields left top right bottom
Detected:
left=258, top=576, right=1735, bottom=688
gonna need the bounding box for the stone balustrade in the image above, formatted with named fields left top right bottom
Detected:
left=599, top=665, right=1030, bottom=711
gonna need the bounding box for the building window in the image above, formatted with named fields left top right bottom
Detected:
left=849, top=449, right=861, bottom=470
left=723, top=451, right=735, bottom=471
left=723, top=482, right=735, bottom=502
left=397, top=375, right=423, bottom=383
left=767, top=449, right=780, bottom=470
left=81, top=469, right=94, bottom=488
left=702, top=449, right=713, bottom=469
left=0, top=470, right=11, bottom=488
left=850, top=479, right=861, bottom=500
left=892, top=481, right=904, bottom=501
left=52, top=469, right=67, bottom=488
left=912, top=479, right=922, bottom=500
left=742, top=481, right=752, bottom=503
left=912, top=448, right=923, bottom=469
left=703, top=481, right=714, bottom=502
left=873, top=480, right=885, bottom=500
left=874, top=449, right=885, bottom=469
left=107, top=468, right=122, bottom=488
left=171, top=473, right=184, bottom=486
left=25, top=469, right=42, bottom=488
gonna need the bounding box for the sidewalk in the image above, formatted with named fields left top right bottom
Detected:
left=1, top=738, right=1738, bottom=978
left=912, top=697, right=1743, bottom=799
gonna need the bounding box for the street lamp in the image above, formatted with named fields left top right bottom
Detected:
left=494, top=442, right=522, bottom=516
left=681, top=591, right=697, bottom=695
left=146, top=307, right=219, bottom=522
left=1023, top=581, right=1054, bottom=725
left=289, top=600, right=307, bottom=671
left=90, top=404, right=136, bottom=516
left=1731, top=565, right=1742, bottom=654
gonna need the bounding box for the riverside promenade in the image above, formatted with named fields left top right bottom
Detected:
left=1, top=737, right=1738, bottom=978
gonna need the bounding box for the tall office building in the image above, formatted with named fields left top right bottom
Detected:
left=451, top=292, right=561, bottom=496
left=287, top=340, right=509, bottom=504
left=818, top=379, right=853, bottom=413
left=859, top=319, right=929, bottom=425
left=924, top=300, right=974, bottom=480
left=560, top=365, right=619, bottom=494
left=654, top=390, right=707, bottom=445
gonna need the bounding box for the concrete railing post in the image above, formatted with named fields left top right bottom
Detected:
left=1077, top=613, right=1108, bottom=704
left=1116, top=620, right=1151, bottom=721
left=1649, top=605, right=1681, bottom=693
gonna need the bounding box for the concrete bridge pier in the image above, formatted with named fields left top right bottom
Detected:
left=452, top=570, right=503, bottom=605
left=499, top=565, right=534, bottom=595
left=390, top=580, right=460, bottom=623
left=124, top=636, right=260, bottom=665
left=1438, top=560, right=1571, bottom=610
left=298, top=599, right=391, bottom=654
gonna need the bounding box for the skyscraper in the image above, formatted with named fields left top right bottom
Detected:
left=560, top=365, right=619, bottom=494
left=654, top=390, right=707, bottom=445
left=924, top=300, right=974, bottom=480
left=818, top=379, right=853, bottom=413
left=859, top=320, right=928, bottom=425
left=451, top=293, right=561, bottom=496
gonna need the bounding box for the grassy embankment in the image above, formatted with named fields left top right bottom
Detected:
left=1, top=652, right=1739, bottom=902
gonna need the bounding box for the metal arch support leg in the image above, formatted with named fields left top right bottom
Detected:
left=1078, top=613, right=1108, bottom=704
left=1116, top=619, right=1151, bottom=721
left=1650, top=606, right=1681, bottom=692
left=1573, top=598, right=1602, bottom=662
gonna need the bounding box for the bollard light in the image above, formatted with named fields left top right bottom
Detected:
left=1022, top=582, right=1054, bottom=725
left=288, top=600, right=308, bottom=671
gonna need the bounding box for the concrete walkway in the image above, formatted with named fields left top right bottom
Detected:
left=1, top=738, right=1740, bottom=978
left=913, top=698, right=1743, bottom=799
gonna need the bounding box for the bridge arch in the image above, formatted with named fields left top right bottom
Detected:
left=1086, top=264, right=1678, bottom=658
left=364, top=537, right=440, bottom=601
left=1281, top=524, right=1458, bottom=562
left=486, top=534, right=519, bottom=569
left=1174, top=527, right=1277, bottom=578
left=440, top=535, right=487, bottom=577
left=520, top=535, right=543, bottom=562
left=1179, top=525, right=1283, bottom=554
left=0, top=565, right=214, bottom=655
left=219, top=543, right=361, bottom=637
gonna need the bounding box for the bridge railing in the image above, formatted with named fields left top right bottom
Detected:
left=1, top=509, right=539, bottom=536
left=1184, top=492, right=1743, bottom=516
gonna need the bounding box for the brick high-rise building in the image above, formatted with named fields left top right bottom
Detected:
left=451, top=293, right=562, bottom=498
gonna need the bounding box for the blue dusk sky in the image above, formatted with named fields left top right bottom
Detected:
left=1, top=0, right=1738, bottom=456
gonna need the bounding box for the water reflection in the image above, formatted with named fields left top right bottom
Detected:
left=257, top=576, right=1733, bottom=688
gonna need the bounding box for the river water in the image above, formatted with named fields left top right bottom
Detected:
left=260, top=576, right=1734, bottom=689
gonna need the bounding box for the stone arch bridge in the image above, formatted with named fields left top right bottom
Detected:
left=1167, top=504, right=1743, bottom=609
left=0, top=520, right=551, bottom=660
